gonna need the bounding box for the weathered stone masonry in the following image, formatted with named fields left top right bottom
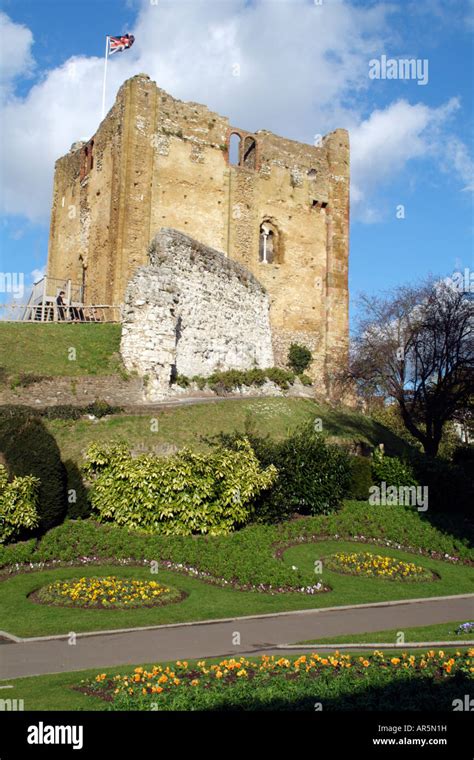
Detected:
left=47, top=73, right=350, bottom=390
left=121, top=228, right=274, bottom=398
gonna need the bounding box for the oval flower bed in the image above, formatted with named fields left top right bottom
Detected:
left=33, top=576, right=184, bottom=609
left=325, top=552, right=435, bottom=581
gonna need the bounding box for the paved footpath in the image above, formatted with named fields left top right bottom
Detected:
left=1, top=594, right=473, bottom=679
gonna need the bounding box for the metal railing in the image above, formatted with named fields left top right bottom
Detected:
left=0, top=303, right=122, bottom=323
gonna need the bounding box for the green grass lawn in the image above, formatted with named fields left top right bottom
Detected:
left=2, top=538, right=473, bottom=637
left=2, top=648, right=472, bottom=711
left=281, top=540, right=474, bottom=606
left=298, top=620, right=474, bottom=645
left=0, top=323, right=122, bottom=380
left=43, top=397, right=412, bottom=464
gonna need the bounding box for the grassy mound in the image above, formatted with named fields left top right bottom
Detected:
left=0, top=323, right=122, bottom=381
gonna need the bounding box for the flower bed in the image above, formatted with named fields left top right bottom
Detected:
left=80, top=649, right=474, bottom=711
left=33, top=576, right=183, bottom=609
left=325, top=552, right=435, bottom=581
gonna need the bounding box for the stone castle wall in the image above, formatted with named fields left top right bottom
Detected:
left=47, top=74, right=350, bottom=390
left=120, top=229, right=274, bottom=398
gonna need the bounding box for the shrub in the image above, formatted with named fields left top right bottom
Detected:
left=64, top=459, right=91, bottom=519
left=0, top=537, right=37, bottom=566
left=348, top=456, right=372, bottom=501
left=84, top=400, right=122, bottom=418
left=191, top=375, right=207, bottom=390
left=213, top=424, right=351, bottom=522
left=411, top=454, right=474, bottom=513
left=371, top=449, right=418, bottom=489
left=264, top=367, right=296, bottom=389
left=288, top=343, right=312, bottom=374
left=452, top=445, right=474, bottom=468
left=83, top=439, right=277, bottom=535
left=0, top=464, right=40, bottom=543
left=0, top=401, right=122, bottom=421
left=0, top=414, right=66, bottom=533
left=178, top=368, right=300, bottom=393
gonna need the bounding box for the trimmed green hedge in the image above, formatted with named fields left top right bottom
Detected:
left=348, top=456, right=372, bottom=501
left=5, top=502, right=470, bottom=590
left=0, top=414, right=66, bottom=533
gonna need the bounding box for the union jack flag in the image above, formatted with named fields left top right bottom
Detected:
left=108, top=34, right=135, bottom=55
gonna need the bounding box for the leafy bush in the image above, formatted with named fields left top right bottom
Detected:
left=348, top=456, right=372, bottom=501
left=0, top=537, right=36, bottom=566
left=0, top=464, right=40, bottom=543
left=83, top=439, right=277, bottom=536
left=371, top=449, right=418, bottom=488
left=172, top=367, right=310, bottom=393
left=288, top=343, right=312, bottom=374
left=264, top=367, right=297, bottom=389
left=452, top=445, right=474, bottom=468
left=0, top=401, right=122, bottom=421
left=0, top=414, right=66, bottom=533
left=212, top=424, right=351, bottom=522
left=64, top=459, right=91, bottom=519
left=411, top=454, right=474, bottom=513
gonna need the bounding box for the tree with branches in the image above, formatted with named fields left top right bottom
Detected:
left=351, top=279, right=474, bottom=457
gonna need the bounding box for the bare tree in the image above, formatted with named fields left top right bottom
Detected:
left=351, top=279, right=474, bottom=457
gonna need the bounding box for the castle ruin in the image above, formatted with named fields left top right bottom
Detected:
left=47, top=74, right=350, bottom=388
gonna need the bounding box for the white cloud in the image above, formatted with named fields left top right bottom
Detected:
left=350, top=96, right=474, bottom=218
left=30, top=266, right=45, bottom=284
left=0, top=0, right=472, bottom=226
left=0, top=12, right=34, bottom=93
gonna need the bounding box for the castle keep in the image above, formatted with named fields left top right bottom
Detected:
left=47, top=74, right=350, bottom=385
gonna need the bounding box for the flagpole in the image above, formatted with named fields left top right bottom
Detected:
left=101, top=36, right=109, bottom=120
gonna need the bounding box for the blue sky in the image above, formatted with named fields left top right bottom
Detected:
left=0, top=0, right=473, bottom=327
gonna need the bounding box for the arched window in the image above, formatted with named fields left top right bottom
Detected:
left=227, top=131, right=257, bottom=169
left=243, top=136, right=256, bottom=169
left=259, top=220, right=280, bottom=264
left=229, top=133, right=241, bottom=165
